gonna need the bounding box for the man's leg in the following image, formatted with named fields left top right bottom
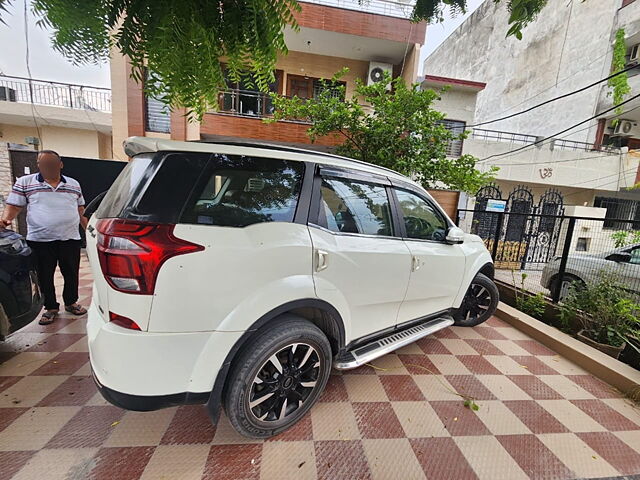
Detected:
left=27, top=241, right=59, bottom=311
left=58, top=239, right=82, bottom=309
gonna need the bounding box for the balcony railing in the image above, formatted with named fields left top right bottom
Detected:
left=0, top=75, right=111, bottom=113
left=300, top=0, right=415, bottom=19
left=471, top=128, right=538, bottom=146
left=552, top=138, right=620, bottom=154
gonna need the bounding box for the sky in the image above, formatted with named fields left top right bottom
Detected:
left=0, top=0, right=484, bottom=89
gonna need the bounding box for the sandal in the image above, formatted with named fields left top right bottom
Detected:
left=39, top=310, right=58, bottom=325
left=65, top=304, right=87, bottom=316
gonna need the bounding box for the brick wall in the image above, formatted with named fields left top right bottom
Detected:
left=0, top=143, right=12, bottom=203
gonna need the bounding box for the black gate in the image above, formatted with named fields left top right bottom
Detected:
left=524, top=188, right=565, bottom=266
left=472, top=183, right=502, bottom=239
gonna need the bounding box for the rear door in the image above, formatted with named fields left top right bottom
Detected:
left=391, top=187, right=466, bottom=324
left=308, top=168, right=412, bottom=341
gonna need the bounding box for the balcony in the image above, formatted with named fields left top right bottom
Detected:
left=301, top=0, right=416, bottom=19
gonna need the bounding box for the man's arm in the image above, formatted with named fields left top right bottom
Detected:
left=78, top=206, right=88, bottom=230
left=1, top=204, right=23, bottom=228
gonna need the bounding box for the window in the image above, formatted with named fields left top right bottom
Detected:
left=219, top=69, right=283, bottom=117
left=95, top=155, right=153, bottom=219
left=318, top=178, right=393, bottom=236
left=576, top=238, right=589, bottom=252
left=394, top=189, right=448, bottom=241
left=313, top=79, right=346, bottom=101
left=440, top=119, right=466, bottom=157
left=181, top=155, right=304, bottom=227
left=594, top=196, right=640, bottom=230
left=145, top=73, right=171, bottom=133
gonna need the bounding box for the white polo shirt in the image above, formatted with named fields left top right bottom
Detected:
left=6, top=173, right=85, bottom=242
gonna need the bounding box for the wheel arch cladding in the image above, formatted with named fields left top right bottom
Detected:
left=205, top=298, right=345, bottom=424
left=478, top=262, right=494, bottom=280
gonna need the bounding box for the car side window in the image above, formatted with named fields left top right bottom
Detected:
left=629, top=247, right=640, bottom=265
left=394, top=189, right=448, bottom=241
left=318, top=177, right=393, bottom=236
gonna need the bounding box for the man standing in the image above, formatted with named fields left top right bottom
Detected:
left=1, top=150, right=88, bottom=325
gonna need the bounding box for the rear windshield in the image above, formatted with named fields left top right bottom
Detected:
left=180, top=154, right=305, bottom=227
left=94, top=155, right=153, bottom=219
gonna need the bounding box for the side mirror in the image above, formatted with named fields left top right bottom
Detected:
left=446, top=226, right=465, bottom=245
left=607, top=252, right=632, bottom=263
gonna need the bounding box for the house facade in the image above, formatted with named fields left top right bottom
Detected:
left=110, top=0, right=426, bottom=157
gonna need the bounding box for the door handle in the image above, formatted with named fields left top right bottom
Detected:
left=411, top=255, right=421, bottom=272
left=315, top=249, right=329, bottom=272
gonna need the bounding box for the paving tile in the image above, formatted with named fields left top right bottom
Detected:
left=473, top=401, right=531, bottom=435
left=211, top=412, right=263, bottom=445
left=457, top=355, right=502, bottom=375
left=0, top=407, right=28, bottom=433
left=493, top=326, right=533, bottom=341
left=455, top=435, right=529, bottom=480
left=0, top=352, right=56, bottom=376
left=36, top=375, right=97, bottom=407
left=392, top=401, right=449, bottom=438
left=489, top=340, right=533, bottom=356
left=63, top=337, right=89, bottom=353
left=578, top=431, right=640, bottom=475
left=161, top=405, right=216, bottom=445
left=537, top=355, right=589, bottom=376
left=20, top=316, right=78, bottom=335
left=445, top=375, right=497, bottom=401
left=202, top=444, right=262, bottom=480
left=571, top=399, right=640, bottom=432
left=538, top=375, right=596, bottom=400
left=538, top=433, right=620, bottom=478
left=362, top=438, right=425, bottom=480
left=26, top=333, right=86, bottom=352
left=451, top=326, right=486, bottom=339
left=89, top=446, right=155, bottom=480
left=266, top=414, right=313, bottom=442
left=433, top=327, right=459, bottom=339
left=343, top=374, right=388, bottom=402
left=369, top=353, right=409, bottom=375
left=0, top=375, right=67, bottom=407
left=1, top=332, right=53, bottom=353
left=538, top=399, right=607, bottom=433
left=352, top=402, right=405, bottom=439
left=614, top=430, right=640, bottom=455
left=314, top=440, right=372, bottom=480
left=465, top=339, right=505, bottom=355
left=55, top=319, right=88, bottom=334
left=105, top=409, right=176, bottom=447
left=0, top=451, right=36, bottom=480
left=260, top=440, right=317, bottom=480
left=601, top=398, right=640, bottom=428
left=415, top=337, right=451, bottom=354
left=30, top=352, right=89, bottom=375
left=394, top=342, right=424, bottom=355
left=0, top=406, right=80, bottom=451
left=140, top=444, right=210, bottom=480
left=503, top=400, right=569, bottom=434
left=413, top=375, right=462, bottom=401
left=496, top=434, right=574, bottom=479
left=429, top=401, right=491, bottom=436
left=513, top=340, right=557, bottom=356
left=310, top=401, right=360, bottom=441
left=410, top=437, right=478, bottom=479
left=11, top=448, right=98, bottom=480
left=506, top=375, right=563, bottom=400
left=345, top=364, right=377, bottom=375
left=509, top=355, right=559, bottom=375
left=483, top=355, right=532, bottom=376
left=397, top=353, right=441, bottom=375
left=45, top=406, right=125, bottom=448
left=439, top=339, right=479, bottom=355
left=484, top=316, right=510, bottom=328
left=0, top=376, right=22, bottom=394
left=427, top=354, right=471, bottom=375
left=474, top=326, right=508, bottom=340
left=566, top=374, right=621, bottom=399
left=476, top=375, right=531, bottom=401
left=318, top=375, right=348, bottom=402
left=379, top=375, right=425, bottom=401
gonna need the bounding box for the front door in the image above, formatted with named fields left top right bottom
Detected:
left=309, top=171, right=412, bottom=342
left=392, top=188, right=466, bottom=324
left=287, top=74, right=314, bottom=100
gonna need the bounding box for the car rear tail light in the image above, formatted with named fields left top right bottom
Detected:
left=96, top=219, right=204, bottom=295
left=109, top=312, right=141, bottom=331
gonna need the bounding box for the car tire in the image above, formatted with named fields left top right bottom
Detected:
left=453, top=273, right=499, bottom=327
left=549, top=274, right=584, bottom=300
left=223, top=315, right=332, bottom=438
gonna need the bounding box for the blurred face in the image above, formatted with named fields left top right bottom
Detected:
left=37, top=152, right=63, bottom=178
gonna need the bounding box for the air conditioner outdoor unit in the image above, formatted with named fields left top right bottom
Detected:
left=0, top=87, right=16, bottom=102
left=367, top=62, right=393, bottom=89
left=613, top=119, right=635, bottom=136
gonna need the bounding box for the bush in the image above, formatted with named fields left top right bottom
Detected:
left=512, top=271, right=547, bottom=320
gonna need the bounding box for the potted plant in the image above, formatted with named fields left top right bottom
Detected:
left=560, top=272, right=640, bottom=359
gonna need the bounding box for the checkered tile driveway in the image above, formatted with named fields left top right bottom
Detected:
left=2, top=257, right=640, bottom=480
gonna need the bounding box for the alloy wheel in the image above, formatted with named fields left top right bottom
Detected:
left=461, top=282, right=492, bottom=322
left=248, top=343, right=321, bottom=422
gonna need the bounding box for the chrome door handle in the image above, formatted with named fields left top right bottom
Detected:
left=411, top=256, right=421, bottom=272
left=315, top=249, right=329, bottom=272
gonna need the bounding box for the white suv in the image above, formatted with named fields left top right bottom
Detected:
left=86, top=137, right=498, bottom=438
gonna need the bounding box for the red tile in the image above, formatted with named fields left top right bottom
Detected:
left=503, top=400, right=568, bottom=434
left=484, top=316, right=510, bottom=328
left=319, top=375, right=349, bottom=402
left=507, top=375, right=563, bottom=400
left=266, top=414, right=313, bottom=442
left=46, top=406, right=125, bottom=448
left=457, top=355, right=502, bottom=375
left=1, top=332, right=51, bottom=353
left=0, top=451, right=36, bottom=480
left=416, top=338, right=451, bottom=354
left=513, top=340, right=556, bottom=356
left=429, top=401, right=491, bottom=436
left=433, top=328, right=458, bottom=339
left=0, top=407, right=29, bottom=433
left=314, top=440, right=372, bottom=480
left=160, top=405, right=216, bottom=444
left=444, top=375, right=497, bottom=401
left=26, top=334, right=85, bottom=352
left=510, top=356, right=559, bottom=375
left=497, top=434, right=573, bottom=479
left=352, top=402, right=405, bottom=439
left=0, top=376, right=22, bottom=394
left=202, top=444, right=262, bottom=480
left=578, top=432, right=640, bottom=475
left=31, top=352, right=89, bottom=375
left=37, top=376, right=97, bottom=406
left=379, top=375, right=425, bottom=401
left=566, top=375, right=620, bottom=399
left=398, top=354, right=441, bottom=375
left=465, top=339, right=504, bottom=355
left=347, top=364, right=377, bottom=375
left=89, top=446, right=155, bottom=480
left=474, top=326, right=508, bottom=340
left=20, top=316, right=78, bottom=334
left=571, top=399, right=640, bottom=431
left=410, top=437, right=478, bottom=479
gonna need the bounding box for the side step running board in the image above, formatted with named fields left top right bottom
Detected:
left=333, top=316, right=455, bottom=370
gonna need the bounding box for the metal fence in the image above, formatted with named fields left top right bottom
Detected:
left=0, top=75, right=111, bottom=112
left=456, top=208, right=640, bottom=302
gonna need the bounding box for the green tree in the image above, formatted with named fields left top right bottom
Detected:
left=0, top=0, right=550, bottom=118
left=267, top=72, right=498, bottom=193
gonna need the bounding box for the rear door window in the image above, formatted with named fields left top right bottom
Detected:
left=180, top=155, right=305, bottom=227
